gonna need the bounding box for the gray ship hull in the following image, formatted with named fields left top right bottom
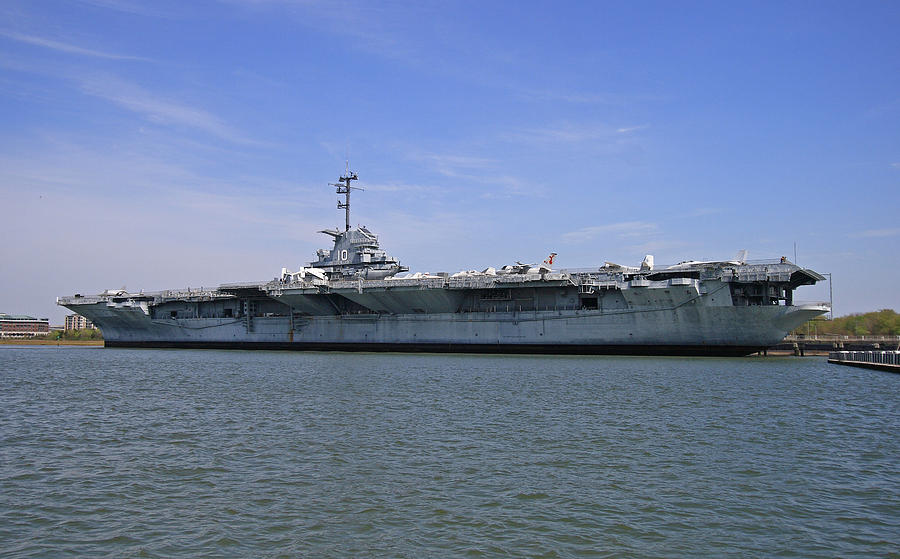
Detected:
left=62, top=298, right=827, bottom=357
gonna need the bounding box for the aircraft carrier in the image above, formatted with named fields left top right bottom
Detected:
left=58, top=169, right=829, bottom=356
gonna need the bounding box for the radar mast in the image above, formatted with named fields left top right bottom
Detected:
left=330, top=160, right=364, bottom=232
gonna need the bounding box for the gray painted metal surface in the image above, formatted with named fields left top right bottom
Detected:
left=57, top=170, right=830, bottom=355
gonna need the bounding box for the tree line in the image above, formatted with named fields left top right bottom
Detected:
left=794, top=309, right=900, bottom=336
left=37, top=329, right=104, bottom=341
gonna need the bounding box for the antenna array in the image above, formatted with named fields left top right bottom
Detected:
left=330, top=161, right=364, bottom=232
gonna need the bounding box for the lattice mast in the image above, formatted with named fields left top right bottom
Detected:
left=330, top=161, right=363, bottom=232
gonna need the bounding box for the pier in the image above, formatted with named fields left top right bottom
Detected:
left=828, top=351, right=900, bottom=373
left=772, top=334, right=900, bottom=356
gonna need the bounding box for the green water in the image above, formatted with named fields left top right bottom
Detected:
left=1, top=347, right=897, bottom=557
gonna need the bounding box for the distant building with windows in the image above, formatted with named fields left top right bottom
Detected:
left=0, top=313, right=50, bottom=338
left=64, top=314, right=95, bottom=331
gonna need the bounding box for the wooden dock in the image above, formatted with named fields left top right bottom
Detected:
left=828, top=351, right=900, bottom=373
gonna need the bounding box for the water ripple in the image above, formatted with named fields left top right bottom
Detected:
left=1, top=347, right=898, bottom=557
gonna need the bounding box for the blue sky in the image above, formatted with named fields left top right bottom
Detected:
left=1, top=0, right=898, bottom=323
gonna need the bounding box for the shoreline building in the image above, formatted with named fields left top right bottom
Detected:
left=0, top=313, right=50, bottom=338
left=64, top=314, right=95, bottom=331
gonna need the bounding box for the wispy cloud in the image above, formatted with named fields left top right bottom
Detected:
left=77, top=75, right=255, bottom=144
left=0, top=30, right=146, bottom=60
left=0, top=137, right=322, bottom=246
left=562, top=221, right=658, bottom=243
left=410, top=151, right=544, bottom=198
left=415, top=152, right=495, bottom=176
left=0, top=54, right=254, bottom=146
left=222, top=0, right=424, bottom=64
left=75, top=0, right=175, bottom=17
left=364, top=182, right=438, bottom=194
left=476, top=175, right=542, bottom=199
left=891, top=162, right=899, bottom=168
left=864, top=97, right=900, bottom=118
left=681, top=207, right=723, bottom=218
left=616, top=124, right=650, bottom=134
left=517, top=89, right=618, bottom=105
left=515, top=87, right=667, bottom=106
left=850, top=228, right=900, bottom=239
left=625, top=239, right=691, bottom=256
left=504, top=122, right=648, bottom=145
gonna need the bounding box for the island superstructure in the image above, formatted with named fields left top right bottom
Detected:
left=58, top=168, right=829, bottom=355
